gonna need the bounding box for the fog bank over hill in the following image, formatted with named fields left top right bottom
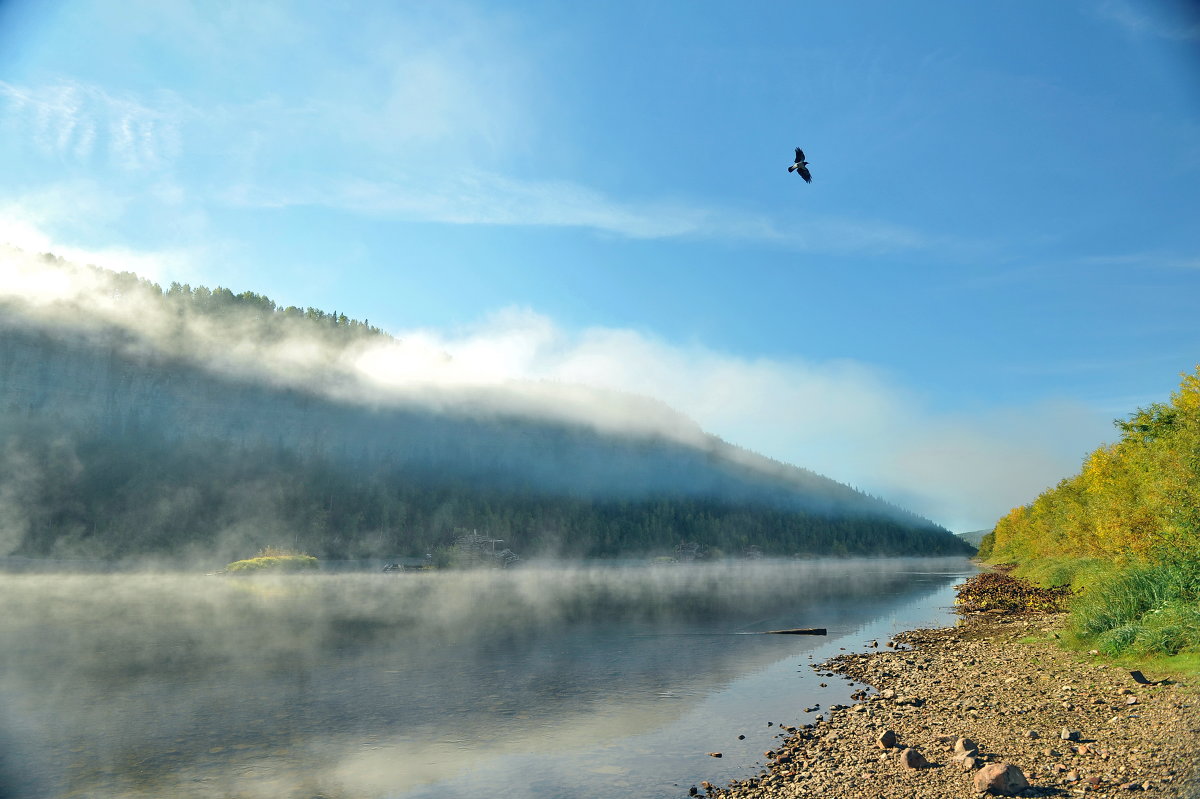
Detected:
left=2, top=247, right=705, bottom=444
left=0, top=249, right=970, bottom=561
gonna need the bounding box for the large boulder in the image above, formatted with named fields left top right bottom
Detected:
left=973, top=763, right=1029, bottom=795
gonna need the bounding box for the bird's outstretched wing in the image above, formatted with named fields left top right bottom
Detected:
left=794, top=147, right=805, bottom=162
left=797, top=165, right=812, bottom=183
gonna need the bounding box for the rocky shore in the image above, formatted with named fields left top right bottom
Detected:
left=703, top=610, right=1200, bottom=798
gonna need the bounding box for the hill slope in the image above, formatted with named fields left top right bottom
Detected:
left=955, top=530, right=987, bottom=550
left=0, top=251, right=969, bottom=562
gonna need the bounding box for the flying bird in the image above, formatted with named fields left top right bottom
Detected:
left=788, top=147, right=812, bottom=183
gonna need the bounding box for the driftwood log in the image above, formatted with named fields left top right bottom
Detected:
left=761, top=627, right=827, bottom=636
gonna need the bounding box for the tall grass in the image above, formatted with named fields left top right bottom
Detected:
left=1069, top=557, right=1200, bottom=657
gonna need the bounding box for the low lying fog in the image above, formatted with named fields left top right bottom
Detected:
left=0, top=559, right=970, bottom=799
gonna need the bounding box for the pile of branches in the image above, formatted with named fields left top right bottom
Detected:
left=955, top=571, right=1073, bottom=614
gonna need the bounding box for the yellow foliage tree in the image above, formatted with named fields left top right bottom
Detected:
left=987, top=366, right=1200, bottom=567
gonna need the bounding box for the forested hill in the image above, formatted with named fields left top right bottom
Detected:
left=0, top=251, right=970, bottom=563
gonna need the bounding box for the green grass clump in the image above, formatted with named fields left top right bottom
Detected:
left=225, top=547, right=318, bottom=574
left=1069, top=557, right=1200, bottom=657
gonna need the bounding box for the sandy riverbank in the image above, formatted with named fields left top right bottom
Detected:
left=702, top=610, right=1200, bottom=798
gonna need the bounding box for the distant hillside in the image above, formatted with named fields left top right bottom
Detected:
left=955, top=530, right=988, bottom=550
left=0, top=251, right=971, bottom=563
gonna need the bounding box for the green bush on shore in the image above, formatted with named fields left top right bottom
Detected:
left=225, top=547, right=318, bottom=573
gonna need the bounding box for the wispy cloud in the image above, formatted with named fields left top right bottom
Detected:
left=1097, top=0, right=1200, bottom=40
left=3, top=0, right=954, bottom=259
left=0, top=80, right=182, bottom=171
left=225, top=170, right=938, bottom=254
left=226, top=171, right=779, bottom=240
left=1075, top=251, right=1200, bottom=270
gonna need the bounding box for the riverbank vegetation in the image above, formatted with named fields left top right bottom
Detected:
left=979, top=367, right=1200, bottom=664
left=953, top=570, right=1072, bottom=614
left=225, top=547, right=319, bottom=573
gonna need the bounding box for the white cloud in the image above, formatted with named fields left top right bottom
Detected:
left=366, top=309, right=1111, bottom=531
left=0, top=186, right=198, bottom=282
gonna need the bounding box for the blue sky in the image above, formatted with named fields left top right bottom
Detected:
left=2, top=0, right=1199, bottom=531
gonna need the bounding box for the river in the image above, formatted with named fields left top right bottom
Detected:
left=0, top=557, right=974, bottom=799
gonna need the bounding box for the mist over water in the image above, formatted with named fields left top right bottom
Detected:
left=0, top=558, right=972, bottom=799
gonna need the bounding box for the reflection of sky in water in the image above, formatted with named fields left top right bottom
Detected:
left=0, top=558, right=973, bottom=798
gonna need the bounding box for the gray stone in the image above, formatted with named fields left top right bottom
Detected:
left=973, top=763, right=1030, bottom=795
left=898, top=747, right=929, bottom=770
left=955, top=737, right=979, bottom=756
left=876, top=729, right=898, bottom=749
left=1060, top=728, right=1080, bottom=741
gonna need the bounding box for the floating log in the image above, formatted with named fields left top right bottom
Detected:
left=762, top=627, right=827, bottom=636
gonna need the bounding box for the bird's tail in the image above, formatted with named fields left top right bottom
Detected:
left=787, top=165, right=796, bottom=172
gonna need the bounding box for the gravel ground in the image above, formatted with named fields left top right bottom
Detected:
left=701, top=611, right=1200, bottom=799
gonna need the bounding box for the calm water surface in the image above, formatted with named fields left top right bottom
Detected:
left=0, top=557, right=974, bottom=799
